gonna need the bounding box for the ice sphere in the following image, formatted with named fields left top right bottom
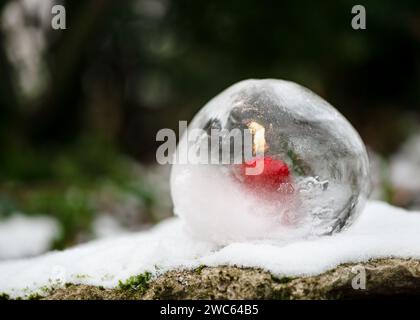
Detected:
left=171, top=79, right=370, bottom=244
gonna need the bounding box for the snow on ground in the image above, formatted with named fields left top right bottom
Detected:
left=92, top=214, right=130, bottom=239
left=390, top=133, right=420, bottom=193
left=0, top=214, right=59, bottom=261
left=1, top=200, right=420, bottom=297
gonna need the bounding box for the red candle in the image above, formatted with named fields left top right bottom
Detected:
left=240, top=156, right=293, bottom=194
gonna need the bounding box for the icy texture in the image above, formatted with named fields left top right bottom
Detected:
left=172, top=79, right=370, bottom=243
left=1, top=201, right=420, bottom=298
left=0, top=214, right=59, bottom=260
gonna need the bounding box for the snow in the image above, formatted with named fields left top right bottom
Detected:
left=0, top=214, right=59, bottom=260
left=390, top=133, right=420, bottom=192
left=92, top=215, right=129, bottom=239
left=1, top=200, right=420, bottom=298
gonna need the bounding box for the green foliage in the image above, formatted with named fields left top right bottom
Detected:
left=0, top=195, right=18, bottom=218
left=271, top=275, right=295, bottom=284
left=0, top=135, right=158, bottom=249
left=379, top=158, right=395, bottom=204
left=194, top=265, right=206, bottom=275
left=287, top=149, right=306, bottom=176
left=0, top=292, right=10, bottom=300
left=118, top=272, right=152, bottom=292
left=0, top=136, right=131, bottom=184
left=27, top=293, right=43, bottom=300
left=24, top=187, right=94, bottom=249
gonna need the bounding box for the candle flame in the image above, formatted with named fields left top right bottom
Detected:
left=248, top=121, right=266, bottom=155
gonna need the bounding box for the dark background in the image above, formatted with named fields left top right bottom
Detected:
left=0, top=0, right=419, bottom=250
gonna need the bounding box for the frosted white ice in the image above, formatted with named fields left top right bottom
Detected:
left=0, top=214, right=59, bottom=260
left=1, top=200, right=420, bottom=298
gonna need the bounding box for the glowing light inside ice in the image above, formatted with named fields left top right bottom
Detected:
left=171, top=79, right=371, bottom=243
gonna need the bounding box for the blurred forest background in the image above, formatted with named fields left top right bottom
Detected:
left=0, top=0, right=419, bottom=258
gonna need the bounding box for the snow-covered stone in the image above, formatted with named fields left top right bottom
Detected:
left=1, top=200, right=420, bottom=298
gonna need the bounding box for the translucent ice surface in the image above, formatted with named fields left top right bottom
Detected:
left=171, top=79, right=370, bottom=243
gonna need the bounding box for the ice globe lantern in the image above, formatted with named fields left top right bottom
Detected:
left=171, top=79, right=370, bottom=244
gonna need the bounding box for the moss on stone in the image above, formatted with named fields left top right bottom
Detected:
left=118, top=271, right=152, bottom=293
left=271, top=275, right=295, bottom=284
left=27, top=293, right=43, bottom=300
left=0, top=292, right=10, bottom=300
left=24, top=258, right=420, bottom=300
left=194, top=264, right=206, bottom=275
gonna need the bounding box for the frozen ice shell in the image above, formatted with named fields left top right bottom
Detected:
left=171, top=79, right=370, bottom=243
